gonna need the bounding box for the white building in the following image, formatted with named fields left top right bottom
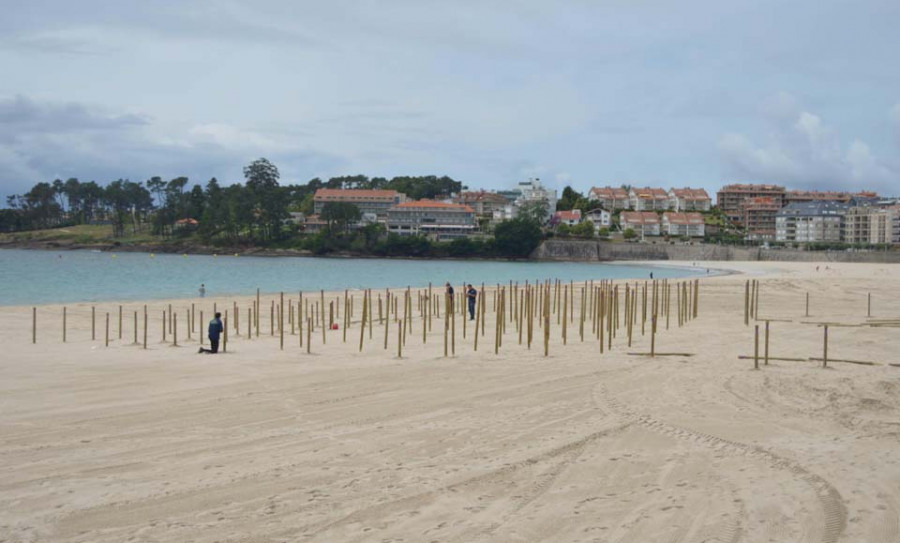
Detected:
left=662, top=212, right=706, bottom=237
left=585, top=208, right=611, bottom=231
left=386, top=200, right=477, bottom=241
left=553, top=209, right=581, bottom=227
left=620, top=211, right=661, bottom=237
left=668, top=188, right=712, bottom=212
left=588, top=187, right=631, bottom=210
left=628, top=187, right=670, bottom=211
left=514, top=178, right=557, bottom=222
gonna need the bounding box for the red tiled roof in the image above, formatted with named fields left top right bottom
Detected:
left=590, top=187, right=629, bottom=199
left=620, top=211, right=660, bottom=225
left=314, top=189, right=399, bottom=200
left=632, top=187, right=668, bottom=200
left=670, top=188, right=710, bottom=200
left=554, top=210, right=582, bottom=221
left=663, top=212, right=704, bottom=225
left=456, top=191, right=508, bottom=204
left=392, top=200, right=474, bottom=213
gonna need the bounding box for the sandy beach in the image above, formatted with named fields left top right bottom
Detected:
left=1, top=261, right=899, bottom=542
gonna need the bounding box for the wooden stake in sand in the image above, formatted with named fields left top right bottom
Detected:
left=223, top=314, right=227, bottom=353
left=650, top=315, right=657, bottom=358
left=199, top=310, right=203, bottom=345
left=397, top=319, right=403, bottom=358
left=359, top=291, right=368, bottom=352
left=143, top=305, right=148, bottom=349
left=867, top=292, right=871, bottom=317
left=765, top=320, right=770, bottom=366
left=744, top=280, right=750, bottom=326
left=307, top=318, right=311, bottom=354
left=805, top=291, right=810, bottom=317
left=822, top=325, right=828, bottom=368
left=172, top=313, right=177, bottom=347
left=105, top=312, right=110, bottom=347
left=118, top=305, right=122, bottom=340
left=133, top=311, right=138, bottom=345
left=753, top=324, right=759, bottom=370
left=62, top=307, right=66, bottom=343
left=280, top=292, right=284, bottom=351
left=320, top=290, right=326, bottom=345
left=32, top=307, right=36, bottom=344
left=92, top=306, right=96, bottom=340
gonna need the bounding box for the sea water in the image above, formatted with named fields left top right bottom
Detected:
left=0, top=249, right=706, bottom=306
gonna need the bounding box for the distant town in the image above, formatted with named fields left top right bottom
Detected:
left=3, top=159, right=898, bottom=257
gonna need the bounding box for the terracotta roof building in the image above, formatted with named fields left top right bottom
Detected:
left=741, top=196, right=782, bottom=240
left=553, top=209, right=582, bottom=226
left=454, top=191, right=509, bottom=217
left=716, top=184, right=786, bottom=225
left=662, top=212, right=706, bottom=237
left=588, top=187, right=631, bottom=210
left=620, top=211, right=661, bottom=236
left=313, top=189, right=406, bottom=220
left=387, top=200, right=476, bottom=241
left=668, top=188, right=711, bottom=212
left=629, top=187, right=670, bottom=211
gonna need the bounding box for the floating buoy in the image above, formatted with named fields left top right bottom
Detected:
left=150, top=254, right=155, bottom=258
left=234, top=253, right=239, bottom=257
left=183, top=254, right=187, bottom=257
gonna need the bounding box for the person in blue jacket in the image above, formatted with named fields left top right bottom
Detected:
left=199, top=312, right=223, bottom=354
left=466, top=284, right=477, bottom=320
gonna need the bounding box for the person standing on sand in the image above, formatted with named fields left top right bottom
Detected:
left=446, top=282, right=455, bottom=311
left=199, top=312, right=223, bottom=354
left=199, top=284, right=206, bottom=298
left=466, top=284, right=477, bottom=320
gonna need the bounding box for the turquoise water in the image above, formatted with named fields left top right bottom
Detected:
left=0, top=249, right=705, bottom=306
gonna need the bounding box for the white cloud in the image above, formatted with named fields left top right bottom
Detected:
left=890, top=103, right=900, bottom=126
left=718, top=93, right=896, bottom=193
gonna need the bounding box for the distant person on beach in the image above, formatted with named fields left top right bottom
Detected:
left=466, top=284, right=477, bottom=320
left=199, top=312, right=223, bottom=354
left=650, top=272, right=653, bottom=279
left=446, top=282, right=455, bottom=310
left=199, top=284, right=206, bottom=298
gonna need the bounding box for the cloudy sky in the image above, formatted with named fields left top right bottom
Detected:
left=2, top=0, right=899, bottom=198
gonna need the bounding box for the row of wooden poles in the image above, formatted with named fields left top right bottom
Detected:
left=743, top=278, right=878, bottom=325
left=743, top=278, right=884, bottom=370
left=29, top=278, right=702, bottom=358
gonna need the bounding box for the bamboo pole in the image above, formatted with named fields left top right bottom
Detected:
left=118, top=305, right=122, bottom=340
left=133, top=310, right=138, bottom=344
left=753, top=324, right=759, bottom=370
left=223, top=313, right=227, bottom=353
left=744, top=280, right=750, bottom=325
left=280, top=292, right=284, bottom=350
left=822, top=325, right=828, bottom=368
left=320, top=290, right=326, bottom=345
left=92, top=306, right=96, bottom=340
left=105, top=312, right=110, bottom=347
left=143, top=306, right=148, bottom=349
left=307, top=318, right=311, bottom=354
left=359, top=290, right=367, bottom=352
left=62, top=307, right=66, bottom=343
left=397, top=320, right=403, bottom=358
left=764, top=320, right=770, bottom=365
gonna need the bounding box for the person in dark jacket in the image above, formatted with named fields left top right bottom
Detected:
left=466, top=284, right=477, bottom=320
left=199, top=312, right=223, bottom=354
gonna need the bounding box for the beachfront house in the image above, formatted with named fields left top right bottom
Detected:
left=628, top=187, right=670, bottom=211
left=620, top=211, right=660, bottom=237
left=588, top=187, right=631, bottom=210
left=585, top=208, right=611, bottom=232
left=668, top=188, right=711, bottom=212
left=844, top=206, right=900, bottom=245
left=553, top=209, right=582, bottom=227
left=386, top=200, right=476, bottom=241
left=662, top=212, right=706, bottom=238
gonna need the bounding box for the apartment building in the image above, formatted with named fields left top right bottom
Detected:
left=454, top=191, right=509, bottom=218
left=662, top=212, right=706, bottom=238
left=314, top=189, right=406, bottom=221
left=784, top=190, right=879, bottom=205
left=386, top=201, right=476, bottom=241
left=717, top=184, right=786, bottom=225
left=741, top=196, right=782, bottom=240
left=588, top=187, right=631, bottom=210
left=668, top=188, right=711, bottom=212
left=629, top=187, right=670, bottom=211
left=775, top=201, right=848, bottom=243
left=620, top=211, right=661, bottom=236
left=844, top=206, right=900, bottom=244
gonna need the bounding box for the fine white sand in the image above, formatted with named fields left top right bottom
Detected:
left=1, top=261, right=899, bottom=542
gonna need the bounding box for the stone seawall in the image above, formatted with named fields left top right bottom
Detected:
left=531, top=239, right=900, bottom=263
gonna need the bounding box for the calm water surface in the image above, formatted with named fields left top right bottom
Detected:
left=0, top=249, right=705, bottom=306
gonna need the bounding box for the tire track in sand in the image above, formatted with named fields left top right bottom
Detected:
left=596, top=384, right=847, bottom=543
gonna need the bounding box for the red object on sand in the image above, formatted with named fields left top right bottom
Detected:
left=331, top=323, right=339, bottom=330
